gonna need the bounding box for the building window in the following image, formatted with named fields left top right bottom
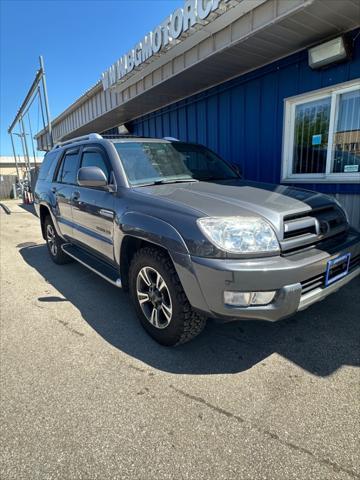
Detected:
left=282, top=81, right=360, bottom=183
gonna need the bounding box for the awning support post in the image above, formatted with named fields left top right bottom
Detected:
left=39, top=55, right=53, bottom=149
left=9, top=132, right=20, bottom=179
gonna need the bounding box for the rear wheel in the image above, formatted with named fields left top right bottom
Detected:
left=44, top=216, right=73, bottom=265
left=129, top=247, right=206, bottom=346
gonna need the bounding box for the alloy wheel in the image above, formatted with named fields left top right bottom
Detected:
left=136, top=266, right=172, bottom=329
left=46, top=224, right=57, bottom=257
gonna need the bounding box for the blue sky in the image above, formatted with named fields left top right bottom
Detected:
left=0, top=0, right=183, bottom=156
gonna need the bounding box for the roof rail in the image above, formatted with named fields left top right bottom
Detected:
left=163, top=136, right=179, bottom=142
left=101, top=134, right=142, bottom=139
left=54, top=133, right=103, bottom=149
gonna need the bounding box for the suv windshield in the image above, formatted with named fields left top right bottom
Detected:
left=114, top=141, right=238, bottom=186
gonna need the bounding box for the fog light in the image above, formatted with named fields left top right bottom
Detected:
left=224, top=291, right=276, bottom=307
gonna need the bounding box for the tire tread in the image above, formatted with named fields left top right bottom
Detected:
left=130, top=247, right=206, bottom=345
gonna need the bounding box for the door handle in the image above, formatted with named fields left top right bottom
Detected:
left=72, top=191, right=80, bottom=201
left=51, top=187, right=57, bottom=193
left=99, top=209, right=114, bottom=219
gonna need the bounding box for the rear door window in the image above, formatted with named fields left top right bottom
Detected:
left=38, top=151, right=59, bottom=181
left=56, top=150, right=80, bottom=184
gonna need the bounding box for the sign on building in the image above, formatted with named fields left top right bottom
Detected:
left=101, top=0, right=230, bottom=90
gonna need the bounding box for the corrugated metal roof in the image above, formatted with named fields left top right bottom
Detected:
left=0, top=156, right=43, bottom=165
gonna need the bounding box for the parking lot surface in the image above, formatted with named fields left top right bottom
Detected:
left=1, top=200, right=359, bottom=480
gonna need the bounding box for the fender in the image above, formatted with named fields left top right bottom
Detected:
left=114, top=211, right=209, bottom=312
left=37, top=198, right=64, bottom=240
left=114, top=211, right=189, bottom=265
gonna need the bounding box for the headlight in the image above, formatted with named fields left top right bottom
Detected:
left=197, top=216, right=280, bottom=254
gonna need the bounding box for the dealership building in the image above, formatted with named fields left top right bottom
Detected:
left=35, top=0, right=360, bottom=228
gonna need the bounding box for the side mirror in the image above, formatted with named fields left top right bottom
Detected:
left=77, top=166, right=107, bottom=188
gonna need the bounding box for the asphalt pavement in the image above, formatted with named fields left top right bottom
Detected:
left=0, top=200, right=359, bottom=480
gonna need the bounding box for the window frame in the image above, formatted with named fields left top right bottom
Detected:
left=282, top=80, right=360, bottom=183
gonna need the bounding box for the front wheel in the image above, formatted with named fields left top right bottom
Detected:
left=129, top=247, right=206, bottom=346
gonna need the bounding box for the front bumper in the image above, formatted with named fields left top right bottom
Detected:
left=174, top=229, right=360, bottom=322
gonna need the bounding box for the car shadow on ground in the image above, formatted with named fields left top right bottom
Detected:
left=17, top=203, right=37, bottom=216
left=19, top=243, right=360, bottom=377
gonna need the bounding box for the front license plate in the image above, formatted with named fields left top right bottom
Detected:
left=325, top=253, right=351, bottom=287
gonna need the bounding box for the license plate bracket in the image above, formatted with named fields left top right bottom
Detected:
left=325, top=253, right=351, bottom=287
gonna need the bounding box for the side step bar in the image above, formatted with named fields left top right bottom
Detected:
left=62, top=244, right=122, bottom=288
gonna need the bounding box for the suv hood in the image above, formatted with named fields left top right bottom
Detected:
left=134, top=179, right=348, bottom=253
left=136, top=179, right=336, bottom=225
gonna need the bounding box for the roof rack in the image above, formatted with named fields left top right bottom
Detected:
left=101, top=134, right=143, bottom=139
left=54, top=133, right=103, bottom=149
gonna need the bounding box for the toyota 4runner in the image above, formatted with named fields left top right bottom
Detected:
left=35, top=133, right=360, bottom=346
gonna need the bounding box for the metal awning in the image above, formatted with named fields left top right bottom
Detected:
left=36, top=0, right=360, bottom=149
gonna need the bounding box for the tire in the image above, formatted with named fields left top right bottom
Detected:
left=44, top=216, right=73, bottom=265
left=129, top=247, right=206, bottom=346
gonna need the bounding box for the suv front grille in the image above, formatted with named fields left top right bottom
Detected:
left=300, top=254, right=360, bottom=295
left=283, top=216, right=317, bottom=240
left=281, top=206, right=348, bottom=253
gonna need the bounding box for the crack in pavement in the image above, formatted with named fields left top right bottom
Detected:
left=57, top=319, right=85, bottom=337
left=171, top=385, right=360, bottom=479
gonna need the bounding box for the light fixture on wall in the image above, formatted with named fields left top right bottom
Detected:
left=308, top=36, right=351, bottom=69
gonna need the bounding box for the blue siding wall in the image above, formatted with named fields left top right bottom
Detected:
left=129, top=29, right=360, bottom=195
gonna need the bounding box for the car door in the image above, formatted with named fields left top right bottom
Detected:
left=52, top=148, right=80, bottom=239
left=71, top=145, right=115, bottom=263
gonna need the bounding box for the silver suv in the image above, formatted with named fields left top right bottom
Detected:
left=35, top=133, right=360, bottom=346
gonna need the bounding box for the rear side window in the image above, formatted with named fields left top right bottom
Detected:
left=38, top=151, right=59, bottom=181
left=56, top=151, right=79, bottom=184
left=81, top=150, right=110, bottom=181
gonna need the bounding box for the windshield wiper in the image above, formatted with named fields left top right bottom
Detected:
left=158, top=178, right=198, bottom=184
left=137, top=178, right=198, bottom=187
left=199, top=176, right=236, bottom=181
